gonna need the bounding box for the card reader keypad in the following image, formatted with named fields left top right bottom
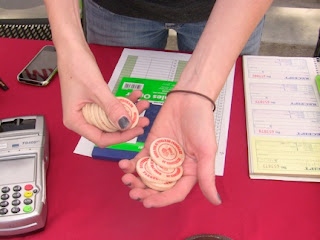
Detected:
left=0, top=184, right=37, bottom=216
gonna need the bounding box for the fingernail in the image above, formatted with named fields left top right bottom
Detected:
left=136, top=198, right=141, bottom=201
left=217, top=193, right=222, bottom=203
left=118, top=116, right=129, bottom=129
left=126, top=183, right=131, bottom=187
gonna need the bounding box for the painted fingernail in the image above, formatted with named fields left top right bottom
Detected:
left=217, top=193, right=222, bottom=203
left=118, top=116, right=129, bottom=129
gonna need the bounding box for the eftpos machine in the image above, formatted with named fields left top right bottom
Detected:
left=0, top=115, right=49, bottom=236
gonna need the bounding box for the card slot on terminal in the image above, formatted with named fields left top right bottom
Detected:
left=0, top=119, right=36, bottom=133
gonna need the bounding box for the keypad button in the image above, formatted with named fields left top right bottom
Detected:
left=0, top=201, right=9, bottom=207
left=24, top=191, right=33, bottom=198
left=24, top=198, right=33, bottom=205
left=12, top=199, right=21, bottom=206
left=12, top=192, right=21, bottom=199
left=1, top=194, right=9, bottom=200
left=0, top=208, right=8, bottom=215
left=13, top=185, right=22, bottom=192
left=1, top=187, right=10, bottom=193
left=23, top=205, right=33, bottom=213
left=11, top=207, right=20, bottom=214
left=24, top=184, right=33, bottom=191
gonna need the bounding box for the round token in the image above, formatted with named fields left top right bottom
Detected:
left=117, top=97, right=139, bottom=128
left=88, top=103, right=101, bottom=129
left=93, top=104, right=109, bottom=131
left=97, top=105, right=118, bottom=132
left=142, top=179, right=176, bottom=192
left=150, top=138, right=185, bottom=168
left=146, top=158, right=183, bottom=182
left=136, top=157, right=162, bottom=183
left=82, top=103, right=93, bottom=125
left=86, top=104, right=96, bottom=126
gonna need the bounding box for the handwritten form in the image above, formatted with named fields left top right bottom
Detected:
left=75, top=49, right=235, bottom=176
left=243, top=56, right=320, bottom=181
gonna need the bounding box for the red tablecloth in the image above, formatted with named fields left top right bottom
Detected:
left=0, top=38, right=319, bottom=240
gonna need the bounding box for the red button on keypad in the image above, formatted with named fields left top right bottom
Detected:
left=24, top=184, right=33, bottom=191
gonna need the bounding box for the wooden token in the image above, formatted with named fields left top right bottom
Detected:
left=92, top=104, right=109, bottom=131
left=136, top=157, right=162, bottom=183
left=146, top=158, right=183, bottom=182
left=97, top=105, right=118, bottom=132
left=150, top=138, right=185, bottom=168
left=117, top=97, right=139, bottom=128
left=82, top=103, right=94, bottom=125
left=142, top=178, right=176, bottom=192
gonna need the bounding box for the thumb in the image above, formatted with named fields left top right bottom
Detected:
left=197, top=151, right=222, bottom=205
left=102, top=95, right=132, bottom=131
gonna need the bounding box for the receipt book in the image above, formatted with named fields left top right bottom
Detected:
left=243, top=56, right=320, bottom=182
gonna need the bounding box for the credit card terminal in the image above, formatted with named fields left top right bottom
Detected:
left=0, top=116, right=49, bottom=236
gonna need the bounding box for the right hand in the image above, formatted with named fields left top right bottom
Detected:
left=56, top=44, right=150, bottom=147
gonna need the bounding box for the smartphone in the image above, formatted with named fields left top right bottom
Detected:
left=17, top=45, right=57, bottom=86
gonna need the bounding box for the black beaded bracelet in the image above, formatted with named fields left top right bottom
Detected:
left=167, top=90, right=216, bottom=112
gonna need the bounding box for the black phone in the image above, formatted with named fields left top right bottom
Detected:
left=17, top=45, right=57, bottom=86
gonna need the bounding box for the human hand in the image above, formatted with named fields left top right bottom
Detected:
left=56, top=46, right=150, bottom=147
left=119, top=92, right=221, bottom=207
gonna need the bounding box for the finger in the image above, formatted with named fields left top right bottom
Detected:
left=75, top=120, right=145, bottom=148
left=136, top=116, right=150, bottom=129
left=121, top=173, right=146, bottom=189
left=89, top=82, right=133, bottom=131
left=141, top=176, right=197, bottom=208
left=98, top=127, right=147, bottom=147
left=129, top=188, right=158, bottom=201
left=127, top=90, right=143, bottom=102
left=103, top=93, right=148, bottom=131
left=118, top=159, right=135, bottom=174
left=136, top=100, right=150, bottom=114
left=118, top=148, right=149, bottom=173
left=100, top=95, right=132, bottom=131
left=197, top=151, right=221, bottom=205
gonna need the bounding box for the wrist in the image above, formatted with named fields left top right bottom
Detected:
left=177, top=55, right=230, bottom=101
left=167, top=90, right=216, bottom=112
left=175, top=69, right=223, bottom=102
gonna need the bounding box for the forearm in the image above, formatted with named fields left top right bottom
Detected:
left=44, top=0, right=88, bottom=52
left=177, top=0, right=273, bottom=101
left=44, top=0, right=110, bottom=113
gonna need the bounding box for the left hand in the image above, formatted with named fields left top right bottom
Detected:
left=119, top=92, right=222, bottom=208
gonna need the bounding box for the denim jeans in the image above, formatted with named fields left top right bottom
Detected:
left=85, top=0, right=265, bottom=55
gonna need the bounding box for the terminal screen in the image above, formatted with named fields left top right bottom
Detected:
left=0, top=156, right=35, bottom=185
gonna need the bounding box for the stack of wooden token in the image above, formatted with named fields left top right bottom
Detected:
left=82, top=97, right=139, bottom=132
left=136, top=138, right=185, bottom=191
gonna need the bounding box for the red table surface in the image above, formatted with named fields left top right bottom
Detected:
left=0, top=38, right=319, bottom=240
